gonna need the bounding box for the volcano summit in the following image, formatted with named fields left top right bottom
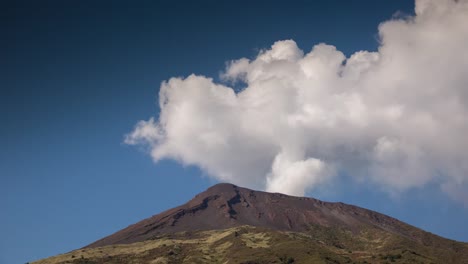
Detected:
left=34, top=184, right=468, bottom=263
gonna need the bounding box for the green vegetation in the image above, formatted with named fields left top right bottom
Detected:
left=32, top=225, right=468, bottom=264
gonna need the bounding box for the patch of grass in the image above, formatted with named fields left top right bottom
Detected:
left=241, top=232, right=270, bottom=248
left=31, top=225, right=468, bottom=264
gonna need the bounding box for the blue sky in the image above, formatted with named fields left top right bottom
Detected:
left=2, top=1, right=468, bottom=263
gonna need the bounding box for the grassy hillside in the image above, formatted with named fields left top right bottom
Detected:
left=32, top=225, right=468, bottom=264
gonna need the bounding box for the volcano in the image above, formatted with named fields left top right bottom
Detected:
left=34, top=183, right=468, bottom=264
left=88, top=183, right=424, bottom=247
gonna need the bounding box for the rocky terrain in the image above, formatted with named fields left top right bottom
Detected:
left=33, top=183, right=468, bottom=263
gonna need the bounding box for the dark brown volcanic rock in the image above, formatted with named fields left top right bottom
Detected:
left=87, top=183, right=425, bottom=248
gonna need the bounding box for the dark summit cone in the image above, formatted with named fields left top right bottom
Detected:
left=88, top=183, right=424, bottom=248
left=33, top=183, right=468, bottom=264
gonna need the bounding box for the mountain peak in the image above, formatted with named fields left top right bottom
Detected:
left=200, top=182, right=239, bottom=195
left=35, top=183, right=468, bottom=264
left=86, top=183, right=418, bottom=248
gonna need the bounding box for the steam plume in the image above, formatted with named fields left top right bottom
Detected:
left=126, top=0, right=468, bottom=203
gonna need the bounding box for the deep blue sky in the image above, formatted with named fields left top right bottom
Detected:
left=2, top=1, right=467, bottom=263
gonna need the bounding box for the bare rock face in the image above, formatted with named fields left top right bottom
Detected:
left=86, top=183, right=423, bottom=248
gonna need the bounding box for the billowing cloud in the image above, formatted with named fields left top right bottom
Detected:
left=126, top=0, right=468, bottom=202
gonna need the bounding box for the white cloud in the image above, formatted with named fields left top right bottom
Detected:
left=267, top=152, right=332, bottom=196
left=126, top=0, right=468, bottom=202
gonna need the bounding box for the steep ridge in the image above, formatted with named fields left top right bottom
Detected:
left=88, top=183, right=433, bottom=248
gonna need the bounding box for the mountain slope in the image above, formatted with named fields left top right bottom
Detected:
left=86, top=183, right=447, bottom=248
left=33, top=183, right=468, bottom=264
